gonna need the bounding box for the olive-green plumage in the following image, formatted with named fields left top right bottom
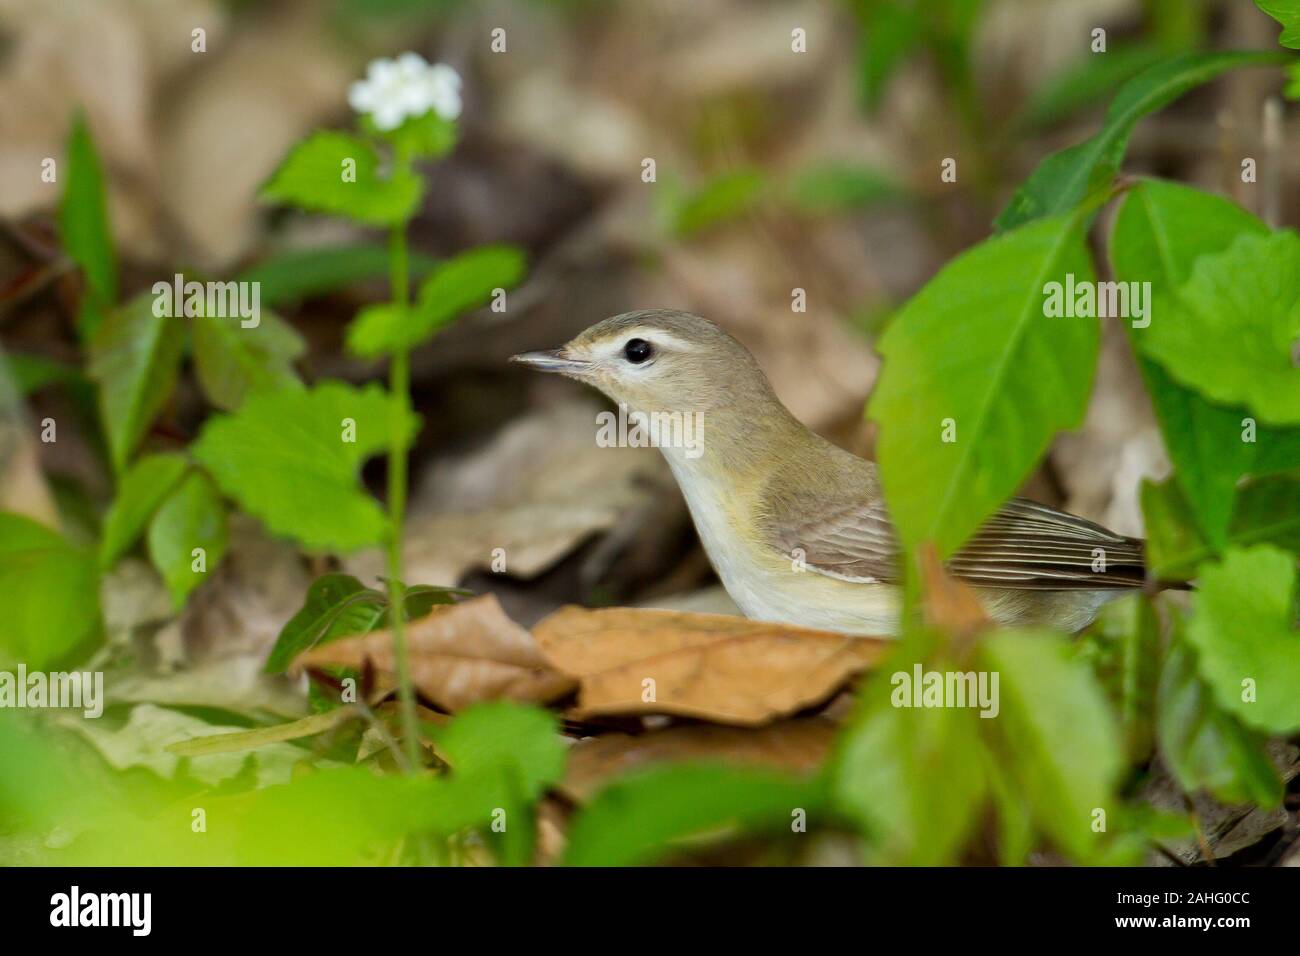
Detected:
left=513, top=310, right=1146, bottom=635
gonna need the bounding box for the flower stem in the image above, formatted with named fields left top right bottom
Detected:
left=386, top=212, right=420, bottom=771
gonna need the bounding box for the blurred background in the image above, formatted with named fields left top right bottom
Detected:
left=0, top=0, right=1293, bottom=665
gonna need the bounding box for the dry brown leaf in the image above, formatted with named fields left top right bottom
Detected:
left=534, top=606, right=888, bottom=726
left=291, top=594, right=575, bottom=713
left=918, top=543, right=991, bottom=644
left=560, top=717, right=839, bottom=802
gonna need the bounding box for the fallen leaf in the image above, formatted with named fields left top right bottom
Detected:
left=534, top=606, right=888, bottom=726
left=292, top=594, right=575, bottom=712
left=165, top=707, right=358, bottom=757
left=560, top=717, right=839, bottom=802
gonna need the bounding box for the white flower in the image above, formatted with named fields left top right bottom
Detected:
left=347, top=52, right=462, bottom=132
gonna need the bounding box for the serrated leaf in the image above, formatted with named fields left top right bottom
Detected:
left=59, top=113, right=116, bottom=338
left=1256, top=0, right=1300, bottom=48
left=1139, top=231, right=1300, bottom=426
left=1112, top=179, right=1300, bottom=543
left=1142, top=474, right=1300, bottom=579
left=995, top=52, right=1284, bottom=231
left=87, top=294, right=184, bottom=474
left=265, top=574, right=385, bottom=673
left=1183, top=545, right=1300, bottom=734
left=191, top=311, right=304, bottom=411
left=0, top=513, right=100, bottom=668
left=100, top=452, right=189, bottom=567
left=1157, top=637, right=1282, bottom=807
left=146, top=471, right=228, bottom=607
left=563, top=764, right=827, bottom=867
left=867, top=211, right=1098, bottom=556
left=260, top=131, right=422, bottom=227
left=978, top=631, right=1123, bottom=863
left=190, top=381, right=416, bottom=552
left=345, top=245, right=526, bottom=358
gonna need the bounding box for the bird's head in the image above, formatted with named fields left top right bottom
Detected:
left=510, top=309, right=772, bottom=416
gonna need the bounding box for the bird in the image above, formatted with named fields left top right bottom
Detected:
left=511, top=309, right=1150, bottom=636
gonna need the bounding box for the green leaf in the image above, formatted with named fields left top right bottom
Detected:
left=365, top=110, right=458, bottom=160
left=260, top=131, right=423, bottom=227
left=1081, top=594, right=1161, bottom=763
left=345, top=245, right=527, bottom=358
left=670, top=169, right=767, bottom=237
left=1157, top=637, right=1282, bottom=807
left=234, top=244, right=438, bottom=307
left=1017, top=44, right=1168, bottom=129
left=831, top=669, right=988, bottom=865
left=1111, top=178, right=1299, bottom=543
left=783, top=163, right=906, bottom=215
left=1183, top=545, right=1300, bottom=734
left=99, top=452, right=189, bottom=567
left=87, top=293, right=185, bottom=475
left=563, top=764, right=827, bottom=867
left=1256, top=0, right=1300, bottom=48
left=190, top=380, right=417, bottom=552
left=191, top=311, right=305, bottom=411
left=867, top=211, right=1097, bottom=556
left=0, top=513, right=100, bottom=669
left=265, top=574, right=385, bottom=673
left=978, top=631, right=1123, bottom=863
left=1138, top=231, right=1300, bottom=426
left=852, top=0, right=925, bottom=109
left=5, top=354, right=85, bottom=397
left=146, top=470, right=228, bottom=607
left=59, top=113, right=117, bottom=333
left=432, top=702, right=565, bottom=802
left=1142, top=475, right=1300, bottom=579
left=995, top=51, right=1284, bottom=231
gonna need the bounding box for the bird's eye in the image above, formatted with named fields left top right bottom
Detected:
left=623, top=338, right=653, bottom=364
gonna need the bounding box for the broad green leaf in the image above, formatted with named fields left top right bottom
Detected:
left=0, top=513, right=100, bottom=668
left=1111, top=178, right=1299, bottom=543
left=1183, top=545, right=1300, bottom=734
left=146, top=471, right=228, bottom=607
left=99, top=452, right=189, bottom=567
left=1142, top=475, right=1300, bottom=579
left=345, top=245, right=526, bottom=358
left=265, top=574, right=385, bottom=673
left=867, top=211, right=1097, bottom=556
left=87, top=293, right=184, bottom=475
left=563, top=764, right=827, bottom=867
left=1080, top=594, right=1160, bottom=763
left=670, top=169, right=767, bottom=237
left=260, top=131, right=422, bottom=227
left=235, top=244, right=437, bottom=307
left=191, top=311, right=305, bottom=411
left=978, top=631, right=1122, bottom=863
left=432, top=702, right=565, bottom=802
left=1257, top=0, right=1300, bottom=48
left=831, top=669, right=987, bottom=865
left=1017, top=43, right=1167, bottom=129
left=995, top=51, right=1284, bottom=231
left=783, top=163, right=905, bottom=215
left=1139, top=231, right=1300, bottom=426
left=1157, top=637, right=1282, bottom=807
left=59, top=113, right=116, bottom=336
left=5, top=354, right=84, bottom=397
left=365, top=109, right=458, bottom=160
left=190, top=381, right=417, bottom=552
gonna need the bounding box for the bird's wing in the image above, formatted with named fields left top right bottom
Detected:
left=769, top=496, right=1146, bottom=590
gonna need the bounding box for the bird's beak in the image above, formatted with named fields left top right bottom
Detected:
left=509, top=349, right=592, bottom=375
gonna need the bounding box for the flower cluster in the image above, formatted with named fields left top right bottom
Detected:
left=347, top=53, right=462, bottom=132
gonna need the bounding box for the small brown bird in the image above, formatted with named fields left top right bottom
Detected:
left=512, top=309, right=1148, bottom=635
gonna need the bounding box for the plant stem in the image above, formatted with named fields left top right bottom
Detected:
left=386, top=212, right=420, bottom=771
